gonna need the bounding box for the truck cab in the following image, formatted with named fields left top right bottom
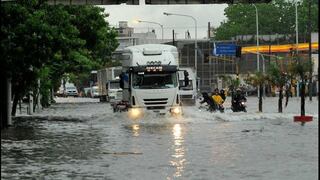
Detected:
left=97, top=66, right=122, bottom=102
left=119, top=44, right=185, bottom=118
left=178, top=67, right=196, bottom=105
left=107, top=79, right=122, bottom=102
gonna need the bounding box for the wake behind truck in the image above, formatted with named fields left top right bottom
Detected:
left=97, top=66, right=122, bottom=102
left=116, top=44, right=189, bottom=118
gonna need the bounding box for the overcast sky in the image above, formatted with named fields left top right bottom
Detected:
left=99, top=2, right=228, bottom=40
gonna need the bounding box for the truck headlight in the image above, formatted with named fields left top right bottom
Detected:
left=170, top=106, right=182, bottom=115
left=128, top=108, right=143, bottom=119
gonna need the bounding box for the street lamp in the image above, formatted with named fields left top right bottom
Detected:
left=136, top=20, right=164, bottom=41
left=163, top=12, right=198, bottom=87
left=295, top=1, right=299, bottom=55
left=253, top=4, right=261, bottom=98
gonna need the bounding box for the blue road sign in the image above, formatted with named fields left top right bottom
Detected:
left=213, top=44, right=237, bottom=56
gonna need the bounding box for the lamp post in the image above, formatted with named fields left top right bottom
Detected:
left=137, top=20, right=164, bottom=41
left=253, top=4, right=261, bottom=98
left=295, top=1, right=299, bottom=55
left=163, top=12, right=198, bottom=86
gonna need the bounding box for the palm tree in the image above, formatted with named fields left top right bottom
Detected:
left=267, top=62, right=290, bottom=113
left=288, top=59, right=313, bottom=117
left=245, top=71, right=268, bottom=112
left=219, top=75, right=240, bottom=100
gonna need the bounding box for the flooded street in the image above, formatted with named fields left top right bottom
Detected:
left=1, top=97, right=318, bottom=180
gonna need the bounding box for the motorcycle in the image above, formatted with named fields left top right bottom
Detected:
left=111, top=101, right=129, bottom=112
left=199, top=102, right=224, bottom=113
left=231, top=99, right=247, bottom=112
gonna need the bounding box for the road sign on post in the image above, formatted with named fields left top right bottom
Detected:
left=213, top=44, right=237, bottom=56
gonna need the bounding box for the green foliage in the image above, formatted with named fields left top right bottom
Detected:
left=219, top=75, right=240, bottom=90
left=288, top=58, right=313, bottom=79
left=267, top=62, right=289, bottom=87
left=214, top=0, right=318, bottom=40
left=1, top=0, right=119, bottom=115
left=245, top=71, right=268, bottom=87
left=266, top=62, right=291, bottom=112
left=38, top=67, right=52, bottom=107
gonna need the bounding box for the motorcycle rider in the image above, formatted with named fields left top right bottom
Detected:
left=212, top=88, right=224, bottom=112
left=232, top=88, right=247, bottom=112
left=199, top=92, right=216, bottom=112
left=219, top=89, right=226, bottom=101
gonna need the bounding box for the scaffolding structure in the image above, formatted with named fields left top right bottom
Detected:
left=175, top=40, right=237, bottom=92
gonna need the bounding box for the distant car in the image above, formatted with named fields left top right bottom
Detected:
left=65, top=86, right=78, bottom=97
left=55, top=86, right=65, bottom=97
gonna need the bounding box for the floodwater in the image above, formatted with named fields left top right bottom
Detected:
left=1, top=97, right=318, bottom=180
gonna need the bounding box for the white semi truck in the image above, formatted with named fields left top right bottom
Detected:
left=178, top=67, right=196, bottom=105
left=97, top=66, right=122, bottom=102
left=117, top=44, right=189, bottom=118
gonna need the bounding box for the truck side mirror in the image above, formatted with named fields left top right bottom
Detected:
left=184, top=70, right=189, bottom=87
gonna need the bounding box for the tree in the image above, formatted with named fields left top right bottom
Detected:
left=219, top=75, right=240, bottom=100
left=245, top=71, right=268, bottom=112
left=1, top=1, right=60, bottom=116
left=267, top=62, right=290, bottom=113
left=288, top=58, right=313, bottom=117
left=1, top=1, right=119, bottom=120
left=214, top=0, right=318, bottom=41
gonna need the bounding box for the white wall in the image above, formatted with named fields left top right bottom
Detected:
left=311, top=32, right=318, bottom=43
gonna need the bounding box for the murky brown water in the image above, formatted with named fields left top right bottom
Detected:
left=1, top=101, right=318, bottom=180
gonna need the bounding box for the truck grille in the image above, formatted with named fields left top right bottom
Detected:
left=147, top=106, right=166, bottom=110
left=143, top=98, right=168, bottom=106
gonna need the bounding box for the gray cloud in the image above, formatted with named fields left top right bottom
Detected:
left=99, top=3, right=228, bottom=39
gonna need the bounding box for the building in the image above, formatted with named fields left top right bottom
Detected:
left=114, top=21, right=170, bottom=52
left=172, top=39, right=237, bottom=92
left=115, top=21, right=134, bottom=37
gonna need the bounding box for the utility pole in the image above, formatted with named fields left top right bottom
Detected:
left=307, top=0, right=313, bottom=101
left=37, top=79, right=41, bottom=112
left=208, top=22, right=210, bottom=39
left=172, top=29, right=175, bottom=46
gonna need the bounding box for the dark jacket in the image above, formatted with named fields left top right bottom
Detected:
left=233, top=92, right=246, bottom=103
left=220, top=91, right=226, bottom=101
left=200, top=92, right=215, bottom=107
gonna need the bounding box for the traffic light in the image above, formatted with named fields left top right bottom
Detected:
left=236, top=46, right=242, bottom=58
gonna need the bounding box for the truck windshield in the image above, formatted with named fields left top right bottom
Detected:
left=132, top=72, right=177, bottom=89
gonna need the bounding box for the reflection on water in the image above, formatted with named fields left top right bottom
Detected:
left=169, top=124, right=186, bottom=179
left=132, top=124, right=140, bottom=137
